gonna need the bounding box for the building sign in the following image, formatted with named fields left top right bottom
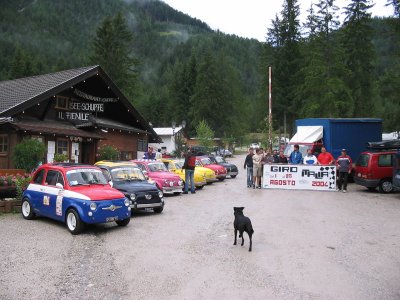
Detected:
left=69, top=101, right=104, bottom=112
left=262, top=164, right=337, bottom=191
left=74, top=88, right=118, bottom=103
left=58, top=111, right=90, bottom=121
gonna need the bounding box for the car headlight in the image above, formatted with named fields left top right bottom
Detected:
left=178, top=180, right=183, bottom=186
left=158, top=190, right=163, bottom=198
left=90, top=202, right=97, bottom=211
left=130, top=193, right=136, bottom=200
left=124, top=198, right=130, bottom=207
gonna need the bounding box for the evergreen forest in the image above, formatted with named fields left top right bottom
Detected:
left=0, top=0, right=399, bottom=139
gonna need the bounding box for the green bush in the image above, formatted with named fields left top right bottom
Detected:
left=53, top=153, right=69, bottom=162
left=15, top=175, right=32, bottom=201
left=13, top=139, right=45, bottom=173
left=97, top=145, right=120, bottom=161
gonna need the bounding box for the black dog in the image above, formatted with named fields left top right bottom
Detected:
left=233, top=207, right=254, bottom=252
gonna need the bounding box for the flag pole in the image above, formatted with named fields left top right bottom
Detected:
left=268, top=66, right=272, bottom=153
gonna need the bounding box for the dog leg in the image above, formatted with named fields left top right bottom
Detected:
left=233, top=229, right=237, bottom=245
left=249, top=234, right=252, bottom=252
left=241, top=231, right=244, bottom=246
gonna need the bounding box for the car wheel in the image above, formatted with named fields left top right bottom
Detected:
left=21, top=198, right=35, bottom=220
left=231, top=175, right=237, bottom=179
left=196, top=185, right=204, bottom=190
left=154, top=206, right=164, bottom=213
left=66, top=209, right=84, bottom=235
left=116, top=218, right=130, bottom=226
left=218, top=178, right=225, bottom=181
left=379, top=179, right=393, bottom=193
left=367, top=187, right=376, bottom=192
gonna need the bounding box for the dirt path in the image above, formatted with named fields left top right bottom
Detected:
left=1, top=155, right=399, bottom=299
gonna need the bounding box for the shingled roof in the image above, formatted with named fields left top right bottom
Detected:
left=0, top=66, right=97, bottom=115
left=0, top=66, right=162, bottom=142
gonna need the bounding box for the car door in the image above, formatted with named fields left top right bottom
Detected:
left=42, top=170, right=65, bottom=219
left=29, top=169, right=46, bottom=212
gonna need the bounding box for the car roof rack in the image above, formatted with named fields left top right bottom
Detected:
left=367, top=140, right=400, bottom=150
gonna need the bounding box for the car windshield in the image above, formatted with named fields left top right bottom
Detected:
left=148, top=163, right=168, bottom=172
left=111, top=167, right=146, bottom=182
left=215, top=157, right=225, bottom=163
left=201, top=158, right=212, bottom=165
left=66, top=169, right=108, bottom=186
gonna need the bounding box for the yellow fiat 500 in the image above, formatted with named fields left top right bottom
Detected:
left=162, top=159, right=213, bottom=189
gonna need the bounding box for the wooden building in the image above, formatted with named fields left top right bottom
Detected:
left=0, top=66, right=161, bottom=168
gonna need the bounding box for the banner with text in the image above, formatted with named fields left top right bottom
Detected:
left=262, top=164, right=337, bottom=191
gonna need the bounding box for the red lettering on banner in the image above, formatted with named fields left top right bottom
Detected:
left=270, top=179, right=296, bottom=186
left=311, top=181, right=328, bottom=187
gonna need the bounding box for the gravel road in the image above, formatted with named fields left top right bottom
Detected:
left=1, top=155, right=400, bottom=300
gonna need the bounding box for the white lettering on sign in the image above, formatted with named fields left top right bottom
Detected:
left=69, top=102, right=104, bottom=112
left=74, top=89, right=118, bottom=103
left=263, top=164, right=337, bottom=191
left=58, top=111, right=90, bottom=121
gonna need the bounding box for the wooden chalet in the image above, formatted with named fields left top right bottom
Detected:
left=0, top=65, right=161, bottom=168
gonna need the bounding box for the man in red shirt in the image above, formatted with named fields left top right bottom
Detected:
left=317, top=147, right=335, bottom=165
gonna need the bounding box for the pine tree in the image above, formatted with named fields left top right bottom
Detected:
left=90, top=12, right=138, bottom=95
left=342, top=0, right=375, bottom=117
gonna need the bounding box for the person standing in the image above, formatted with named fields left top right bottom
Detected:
left=317, top=146, right=335, bottom=165
left=278, top=150, right=288, bottom=164
left=289, top=144, right=302, bottom=164
left=182, top=147, right=196, bottom=194
left=252, top=149, right=262, bottom=189
left=143, top=147, right=156, bottom=160
left=244, top=148, right=254, bottom=188
left=272, top=150, right=279, bottom=163
left=303, top=149, right=318, bottom=165
left=336, top=149, right=353, bottom=193
left=155, top=149, right=162, bottom=160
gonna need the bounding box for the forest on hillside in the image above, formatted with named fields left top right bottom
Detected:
left=0, top=0, right=399, bottom=140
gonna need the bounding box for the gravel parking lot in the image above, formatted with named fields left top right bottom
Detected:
left=1, top=155, right=400, bottom=300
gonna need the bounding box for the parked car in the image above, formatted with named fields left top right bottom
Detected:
left=95, top=161, right=164, bottom=213
left=212, top=147, right=233, bottom=157
left=394, top=151, right=400, bottom=191
left=21, top=163, right=131, bottom=234
left=250, top=143, right=260, bottom=149
left=133, top=160, right=184, bottom=195
left=195, top=156, right=227, bottom=181
left=354, top=150, right=397, bottom=193
left=208, top=156, right=238, bottom=178
left=162, top=159, right=207, bottom=189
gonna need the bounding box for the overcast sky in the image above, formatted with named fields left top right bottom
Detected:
left=161, top=0, right=394, bottom=41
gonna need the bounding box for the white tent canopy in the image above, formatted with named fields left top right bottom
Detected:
left=290, top=126, right=323, bottom=143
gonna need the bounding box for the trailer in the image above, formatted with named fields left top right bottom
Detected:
left=284, top=118, right=382, bottom=161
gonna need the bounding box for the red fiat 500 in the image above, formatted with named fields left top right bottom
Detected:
left=195, top=156, right=227, bottom=181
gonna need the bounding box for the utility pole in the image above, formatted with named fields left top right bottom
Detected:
left=268, top=66, right=272, bottom=153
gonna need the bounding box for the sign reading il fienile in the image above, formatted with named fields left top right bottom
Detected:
left=262, top=164, right=337, bottom=191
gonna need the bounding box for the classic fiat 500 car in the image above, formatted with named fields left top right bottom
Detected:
left=162, top=159, right=207, bottom=189
left=133, top=160, right=184, bottom=195
left=208, top=156, right=239, bottom=178
left=95, top=161, right=164, bottom=213
left=195, top=156, right=227, bottom=181
left=21, top=163, right=131, bottom=234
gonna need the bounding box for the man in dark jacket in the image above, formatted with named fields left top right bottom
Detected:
left=244, top=148, right=254, bottom=188
left=272, top=150, right=279, bottom=163
left=183, top=147, right=196, bottom=194
left=336, top=149, right=353, bottom=193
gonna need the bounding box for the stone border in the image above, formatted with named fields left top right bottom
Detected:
left=0, top=199, right=21, bottom=213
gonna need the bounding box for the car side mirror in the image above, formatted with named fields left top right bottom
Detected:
left=56, top=183, right=64, bottom=190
